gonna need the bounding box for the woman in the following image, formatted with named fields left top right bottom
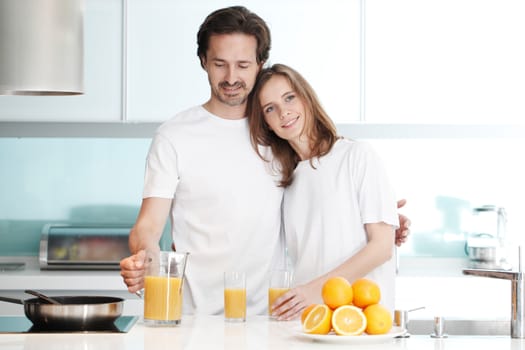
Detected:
left=247, top=64, right=399, bottom=320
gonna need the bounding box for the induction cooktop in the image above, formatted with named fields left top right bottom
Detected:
left=0, top=315, right=138, bottom=333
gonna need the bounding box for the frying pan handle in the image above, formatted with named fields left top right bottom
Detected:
left=0, top=295, right=24, bottom=305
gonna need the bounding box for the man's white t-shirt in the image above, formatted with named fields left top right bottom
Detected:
left=143, top=105, right=284, bottom=315
left=283, top=138, right=399, bottom=312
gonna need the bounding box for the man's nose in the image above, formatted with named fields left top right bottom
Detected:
left=224, top=67, right=237, bottom=85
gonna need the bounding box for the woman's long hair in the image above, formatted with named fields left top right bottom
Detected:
left=247, top=64, right=338, bottom=187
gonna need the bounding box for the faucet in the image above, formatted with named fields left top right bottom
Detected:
left=462, top=247, right=524, bottom=338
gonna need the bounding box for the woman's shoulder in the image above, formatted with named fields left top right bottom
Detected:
left=334, top=137, right=376, bottom=156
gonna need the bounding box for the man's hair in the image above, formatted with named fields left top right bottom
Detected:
left=197, top=6, right=271, bottom=68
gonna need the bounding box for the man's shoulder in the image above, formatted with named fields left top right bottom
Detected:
left=161, top=105, right=206, bottom=125
left=156, top=105, right=209, bottom=133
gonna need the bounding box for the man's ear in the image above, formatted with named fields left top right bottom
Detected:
left=199, top=56, right=207, bottom=70
left=258, top=61, right=266, bottom=72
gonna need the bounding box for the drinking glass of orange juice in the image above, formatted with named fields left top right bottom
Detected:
left=268, top=270, right=293, bottom=318
left=224, top=271, right=246, bottom=322
left=143, top=251, right=189, bottom=326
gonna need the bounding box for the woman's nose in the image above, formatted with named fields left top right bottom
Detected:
left=280, top=110, right=290, bottom=119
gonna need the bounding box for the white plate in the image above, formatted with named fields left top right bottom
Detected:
left=296, top=326, right=407, bottom=344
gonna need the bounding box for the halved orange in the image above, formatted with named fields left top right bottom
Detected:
left=301, top=304, right=316, bottom=325
left=302, top=304, right=333, bottom=335
left=331, top=305, right=367, bottom=336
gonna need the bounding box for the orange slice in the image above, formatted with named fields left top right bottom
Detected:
left=302, top=304, right=333, bottom=335
left=331, top=305, right=367, bottom=336
left=301, top=304, right=316, bottom=325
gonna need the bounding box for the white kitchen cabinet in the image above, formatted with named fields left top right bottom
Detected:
left=1, top=0, right=361, bottom=124
left=125, top=0, right=361, bottom=122
left=0, top=0, right=123, bottom=122
left=3, top=1, right=524, bottom=126
left=365, top=0, right=525, bottom=124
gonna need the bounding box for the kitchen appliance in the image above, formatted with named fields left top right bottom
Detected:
left=465, top=205, right=508, bottom=269
left=0, top=0, right=84, bottom=95
left=0, top=295, right=124, bottom=330
left=39, top=224, right=132, bottom=270
left=0, top=316, right=137, bottom=333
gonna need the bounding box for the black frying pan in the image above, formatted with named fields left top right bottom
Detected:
left=0, top=295, right=124, bottom=330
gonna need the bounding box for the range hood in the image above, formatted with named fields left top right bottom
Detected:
left=0, top=0, right=84, bottom=96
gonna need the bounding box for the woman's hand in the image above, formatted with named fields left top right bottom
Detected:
left=395, top=199, right=411, bottom=247
left=270, top=282, right=320, bottom=321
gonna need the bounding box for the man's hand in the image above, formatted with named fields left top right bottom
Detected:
left=395, top=199, right=411, bottom=247
left=119, top=250, right=148, bottom=293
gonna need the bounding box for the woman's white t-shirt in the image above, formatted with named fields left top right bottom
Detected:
left=283, top=138, right=398, bottom=312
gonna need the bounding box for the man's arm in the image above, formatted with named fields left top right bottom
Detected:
left=119, top=197, right=172, bottom=293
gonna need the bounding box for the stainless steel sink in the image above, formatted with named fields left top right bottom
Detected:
left=407, top=319, right=510, bottom=336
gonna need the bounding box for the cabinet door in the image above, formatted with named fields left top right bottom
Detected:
left=0, top=0, right=122, bottom=122
left=365, top=0, right=525, bottom=124
left=126, top=0, right=208, bottom=122
left=126, top=0, right=361, bottom=123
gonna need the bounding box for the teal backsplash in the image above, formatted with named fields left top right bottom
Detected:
left=0, top=137, right=171, bottom=256
left=3, top=137, right=523, bottom=259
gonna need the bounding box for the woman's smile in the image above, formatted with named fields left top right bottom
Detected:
left=281, top=116, right=300, bottom=128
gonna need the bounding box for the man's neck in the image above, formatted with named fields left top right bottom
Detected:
left=203, top=99, right=246, bottom=120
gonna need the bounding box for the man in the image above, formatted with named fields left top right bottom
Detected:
left=119, top=6, right=410, bottom=316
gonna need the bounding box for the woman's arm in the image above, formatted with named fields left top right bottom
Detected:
left=270, top=222, right=394, bottom=320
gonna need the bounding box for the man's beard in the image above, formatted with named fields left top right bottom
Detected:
left=215, top=81, right=248, bottom=107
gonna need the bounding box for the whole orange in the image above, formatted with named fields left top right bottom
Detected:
left=363, top=303, right=393, bottom=335
left=321, top=276, right=353, bottom=309
left=301, top=304, right=316, bottom=324
left=352, top=278, right=381, bottom=308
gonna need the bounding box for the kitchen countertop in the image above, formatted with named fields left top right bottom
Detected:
left=0, top=255, right=518, bottom=347
left=0, top=256, right=513, bottom=320
left=0, top=315, right=522, bottom=350
left=0, top=256, right=125, bottom=291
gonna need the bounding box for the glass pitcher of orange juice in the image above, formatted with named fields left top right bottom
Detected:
left=143, top=251, right=189, bottom=326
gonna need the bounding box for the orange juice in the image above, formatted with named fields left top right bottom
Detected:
left=224, top=288, right=246, bottom=319
left=144, top=276, right=182, bottom=321
left=268, top=287, right=290, bottom=314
